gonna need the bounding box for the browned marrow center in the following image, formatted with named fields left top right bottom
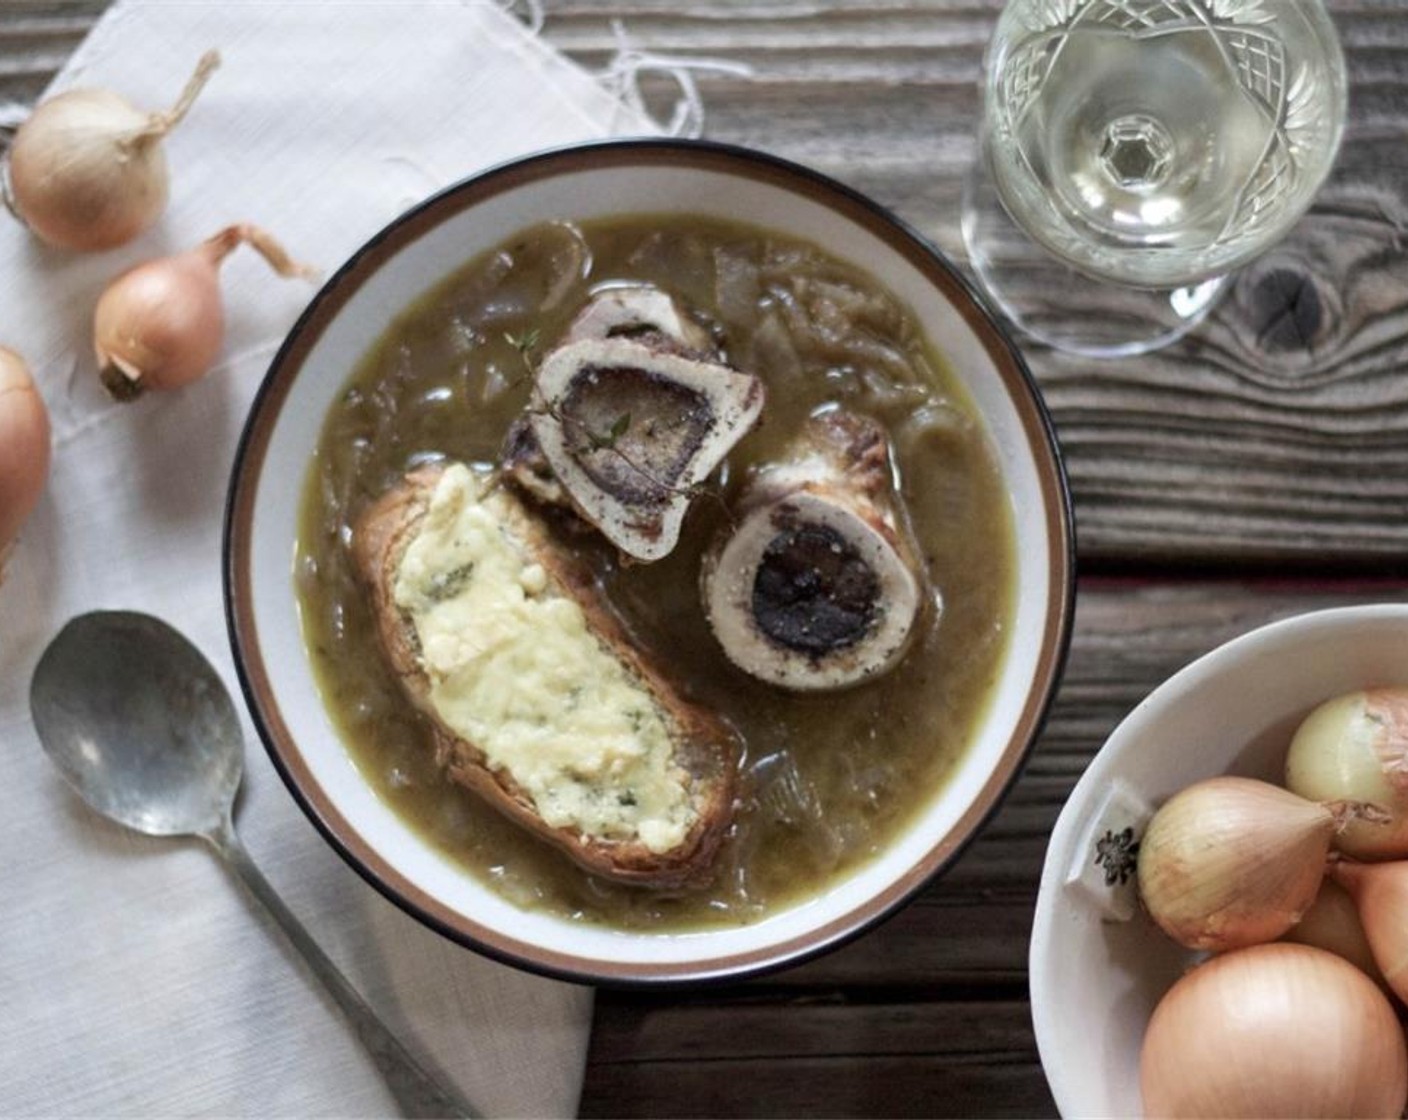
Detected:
left=753, top=519, right=881, bottom=656
left=558, top=363, right=714, bottom=506
left=510, top=285, right=763, bottom=563
left=503, top=284, right=730, bottom=517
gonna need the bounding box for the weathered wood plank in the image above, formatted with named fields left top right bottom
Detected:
left=582, top=1048, right=1053, bottom=1119
left=581, top=998, right=1054, bottom=1118
left=589, top=996, right=1038, bottom=1062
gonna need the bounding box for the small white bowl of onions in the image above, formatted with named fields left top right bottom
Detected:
left=1031, top=604, right=1408, bottom=1119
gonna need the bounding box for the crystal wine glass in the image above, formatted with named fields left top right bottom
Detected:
left=961, top=0, right=1348, bottom=358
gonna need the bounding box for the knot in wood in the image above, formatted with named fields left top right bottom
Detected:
left=1247, top=267, right=1324, bottom=354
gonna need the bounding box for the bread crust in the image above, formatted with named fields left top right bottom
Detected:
left=352, top=464, right=739, bottom=890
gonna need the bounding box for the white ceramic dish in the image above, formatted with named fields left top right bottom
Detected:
left=1031, top=604, right=1408, bottom=1116
left=225, top=139, right=1074, bottom=985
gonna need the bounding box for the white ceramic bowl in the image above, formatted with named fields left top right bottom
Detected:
left=225, top=139, right=1074, bottom=984
left=1031, top=604, right=1408, bottom=1116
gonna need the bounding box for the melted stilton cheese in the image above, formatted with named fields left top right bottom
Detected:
left=392, top=464, right=696, bottom=854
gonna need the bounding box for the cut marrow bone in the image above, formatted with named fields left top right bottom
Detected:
left=563, top=284, right=715, bottom=355
left=502, top=285, right=742, bottom=551
left=526, top=336, right=764, bottom=562
left=701, top=409, right=927, bottom=691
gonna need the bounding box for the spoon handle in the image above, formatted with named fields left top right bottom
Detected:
left=205, top=817, right=478, bottom=1119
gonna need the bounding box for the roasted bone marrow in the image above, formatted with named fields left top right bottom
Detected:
left=502, top=284, right=721, bottom=512
left=701, top=410, right=929, bottom=691
left=526, top=335, right=764, bottom=562
left=352, top=461, right=740, bottom=888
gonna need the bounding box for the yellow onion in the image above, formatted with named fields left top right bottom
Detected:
left=1281, top=876, right=1387, bottom=989
left=1140, top=943, right=1407, bottom=1119
left=1286, top=689, right=1408, bottom=859
left=4, top=51, right=219, bottom=251
left=0, top=347, right=52, bottom=577
left=94, top=224, right=315, bottom=400
left=1137, top=776, right=1344, bottom=952
left=1330, top=858, right=1408, bottom=1003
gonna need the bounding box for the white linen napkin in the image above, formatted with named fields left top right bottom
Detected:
left=0, top=2, right=662, bottom=1116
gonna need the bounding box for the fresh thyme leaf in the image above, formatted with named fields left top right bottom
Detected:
left=504, top=326, right=541, bottom=354
left=586, top=411, right=633, bottom=451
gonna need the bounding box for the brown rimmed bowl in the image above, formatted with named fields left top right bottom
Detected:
left=224, top=139, right=1074, bottom=986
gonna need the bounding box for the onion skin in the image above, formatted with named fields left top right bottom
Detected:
left=1330, top=858, right=1408, bottom=1004
left=0, top=348, right=52, bottom=571
left=1281, top=876, right=1388, bottom=990
left=4, top=52, right=219, bottom=252
left=1140, top=943, right=1408, bottom=1119
left=6, top=90, right=167, bottom=251
left=1137, top=776, right=1337, bottom=952
left=94, top=224, right=315, bottom=400
left=1286, top=690, right=1408, bottom=860
left=94, top=244, right=224, bottom=397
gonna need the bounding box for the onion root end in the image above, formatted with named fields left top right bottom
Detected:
left=99, top=361, right=145, bottom=402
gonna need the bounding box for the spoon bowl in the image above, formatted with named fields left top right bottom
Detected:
left=32, top=611, right=241, bottom=838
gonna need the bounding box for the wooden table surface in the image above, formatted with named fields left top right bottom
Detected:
left=8, top=2, right=1408, bottom=1117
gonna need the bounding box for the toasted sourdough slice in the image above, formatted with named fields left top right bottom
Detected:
left=352, top=461, right=739, bottom=889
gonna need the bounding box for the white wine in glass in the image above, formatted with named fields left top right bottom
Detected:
left=963, top=0, right=1348, bottom=357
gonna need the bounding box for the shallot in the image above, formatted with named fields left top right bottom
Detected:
left=1282, top=876, right=1386, bottom=989
left=94, top=224, right=315, bottom=400
left=1136, top=776, right=1349, bottom=952
left=1140, top=943, right=1407, bottom=1119
left=4, top=51, right=219, bottom=251
left=0, top=348, right=51, bottom=576
left=1285, top=689, right=1408, bottom=859
left=1330, top=858, right=1408, bottom=1003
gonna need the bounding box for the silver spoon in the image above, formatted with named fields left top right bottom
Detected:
left=30, top=609, right=477, bottom=1120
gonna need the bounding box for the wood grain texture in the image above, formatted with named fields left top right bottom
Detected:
left=584, top=1000, right=1051, bottom=1118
